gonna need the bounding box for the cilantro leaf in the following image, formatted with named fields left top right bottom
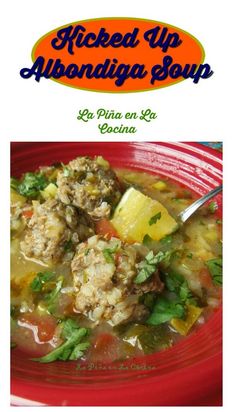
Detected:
left=146, top=296, right=185, bottom=326
left=63, top=239, right=73, bottom=252
left=44, top=277, right=63, bottom=305
left=160, top=235, right=173, bottom=245
left=208, top=201, right=218, bottom=214
left=30, top=271, right=55, bottom=292
left=163, top=271, right=197, bottom=305
left=103, top=244, right=119, bottom=263
left=31, top=319, right=90, bottom=363
left=134, top=250, right=171, bottom=284
left=205, top=257, right=222, bottom=285
left=17, top=172, right=48, bottom=198
left=149, top=212, right=162, bottom=226
left=142, top=234, right=153, bottom=245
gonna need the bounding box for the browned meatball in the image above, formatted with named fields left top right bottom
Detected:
left=20, top=199, right=94, bottom=265
left=56, top=156, right=121, bottom=219
left=71, top=235, right=163, bottom=325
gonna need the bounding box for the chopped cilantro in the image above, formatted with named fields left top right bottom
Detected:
left=134, top=250, right=171, bottom=284
left=17, top=172, right=48, bottom=198
left=64, top=239, right=73, bottom=252
left=160, top=234, right=173, bottom=245
left=186, top=253, right=193, bottom=259
left=149, top=212, right=162, bottom=226
left=142, top=234, right=153, bottom=245
left=30, top=271, right=55, bottom=292
left=205, top=257, right=222, bottom=286
left=31, top=319, right=90, bottom=363
left=146, top=296, right=185, bottom=326
left=44, top=277, right=63, bottom=306
left=208, top=201, right=218, bottom=214
left=103, top=244, right=119, bottom=263
left=163, top=271, right=197, bottom=306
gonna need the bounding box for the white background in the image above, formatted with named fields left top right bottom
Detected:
left=1, top=0, right=235, bottom=411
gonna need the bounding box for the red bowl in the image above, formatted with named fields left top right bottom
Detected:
left=11, top=142, right=222, bottom=406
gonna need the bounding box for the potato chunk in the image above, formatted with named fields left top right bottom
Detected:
left=111, top=187, right=178, bottom=243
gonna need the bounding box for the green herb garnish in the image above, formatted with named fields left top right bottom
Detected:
left=63, top=239, right=73, bottom=252
left=17, top=172, right=48, bottom=198
left=208, top=201, right=218, bottom=214
left=30, top=271, right=55, bottom=292
left=44, top=277, right=64, bottom=305
left=142, top=234, right=153, bottom=245
left=160, top=234, right=173, bottom=245
left=163, top=271, right=197, bottom=305
left=149, top=212, right=162, bottom=226
left=205, top=257, right=222, bottom=285
left=31, top=319, right=90, bottom=363
left=134, top=250, right=171, bottom=284
left=103, top=244, right=119, bottom=263
left=146, top=296, right=185, bottom=326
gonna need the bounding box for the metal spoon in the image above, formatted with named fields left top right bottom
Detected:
left=178, top=184, right=222, bottom=223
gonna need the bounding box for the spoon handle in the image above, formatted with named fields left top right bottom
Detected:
left=178, top=184, right=222, bottom=223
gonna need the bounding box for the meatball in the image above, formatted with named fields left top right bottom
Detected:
left=71, top=235, right=163, bottom=326
left=56, top=156, right=121, bottom=219
left=20, top=199, right=94, bottom=264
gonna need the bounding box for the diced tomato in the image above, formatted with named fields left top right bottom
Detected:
left=95, top=219, right=119, bottom=239
left=22, top=209, right=33, bottom=219
left=18, top=312, right=57, bottom=342
left=89, top=333, right=120, bottom=363
left=199, top=268, right=213, bottom=288
left=11, top=312, right=59, bottom=357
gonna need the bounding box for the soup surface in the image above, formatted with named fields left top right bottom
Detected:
left=11, top=156, right=222, bottom=364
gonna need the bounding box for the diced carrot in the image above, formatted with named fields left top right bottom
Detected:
left=95, top=219, right=119, bottom=239
left=22, top=209, right=33, bottom=219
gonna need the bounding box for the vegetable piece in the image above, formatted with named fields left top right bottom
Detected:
left=10, top=188, right=26, bottom=206
left=31, top=319, right=89, bottom=362
left=111, top=187, right=178, bottom=243
left=152, top=181, right=167, bottom=191
left=170, top=304, right=203, bottom=335
left=95, top=219, right=119, bottom=239
left=21, top=209, right=33, bottom=219
left=117, top=323, right=172, bottom=354
left=95, top=156, right=110, bottom=170
left=18, top=312, right=57, bottom=342
left=146, top=296, right=185, bottom=326
left=134, top=250, right=170, bottom=284
left=205, top=257, right=222, bottom=285
left=89, top=333, right=120, bottom=363
left=40, top=183, right=57, bottom=200
left=17, top=172, right=48, bottom=198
